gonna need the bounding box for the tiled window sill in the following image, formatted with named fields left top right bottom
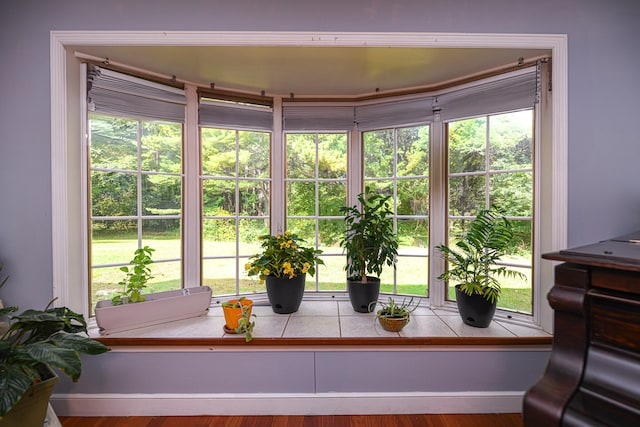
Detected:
left=92, top=296, right=552, bottom=349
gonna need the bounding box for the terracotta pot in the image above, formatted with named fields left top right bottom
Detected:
left=222, top=298, right=253, bottom=331
left=265, top=274, right=306, bottom=314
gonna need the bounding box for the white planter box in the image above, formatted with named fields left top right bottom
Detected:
left=95, top=286, right=212, bottom=335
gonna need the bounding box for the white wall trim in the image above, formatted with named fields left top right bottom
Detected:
left=51, top=391, right=525, bottom=416
left=51, top=31, right=568, bottom=327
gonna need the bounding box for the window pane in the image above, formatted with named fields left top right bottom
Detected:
left=91, top=171, right=137, bottom=216
left=142, top=219, right=181, bottom=260
left=318, top=133, right=347, bottom=179
left=202, top=258, right=237, bottom=296
left=397, top=219, right=429, bottom=255
left=489, top=172, right=533, bottom=217
left=91, top=265, right=127, bottom=313
left=286, top=133, right=316, bottom=179
left=239, top=180, right=269, bottom=216
left=395, top=256, right=428, bottom=297
left=240, top=269, right=266, bottom=294
left=496, top=265, right=532, bottom=313
left=239, top=218, right=269, bottom=256
left=287, top=218, right=315, bottom=237
left=91, top=221, right=138, bottom=265
left=287, top=181, right=315, bottom=216
left=397, top=126, right=429, bottom=177
left=317, top=255, right=345, bottom=291
left=318, top=219, right=344, bottom=250
left=142, top=175, right=181, bottom=215
left=490, top=110, right=533, bottom=170
left=238, top=131, right=270, bottom=178
left=201, top=128, right=237, bottom=177
left=89, top=114, right=138, bottom=170
left=141, top=122, right=182, bottom=173
left=397, top=178, right=428, bottom=215
left=448, top=175, right=485, bottom=217
left=508, top=219, right=533, bottom=258
left=364, top=129, right=394, bottom=178
left=364, top=180, right=393, bottom=198
left=202, top=218, right=236, bottom=257
left=318, top=181, right=347, bottom=216
left=145, top=260, right=181, bottom=294
left=202, top=179, right=235, bottom=216
left=448, top=117, right=487, bottom=174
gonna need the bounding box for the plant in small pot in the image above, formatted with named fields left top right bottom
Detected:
left=371, top=297, right=420, bottom=332
left=0, top=264, right=108, bottom=426
left=246, top=231, right=324, bottom=314
left=435, top=208, right=526, bottom=328
left=94, top=246, right=212, bottom=335
left=340, top=193, right=398, bottom=313
left=221, top=297, right=256, bottom=342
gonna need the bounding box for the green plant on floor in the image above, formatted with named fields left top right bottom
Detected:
left=111, top=246, right=155, bottom=305
left=0, top=264, right=108, bottom=418
left=221, top=297, right=256, bottom=342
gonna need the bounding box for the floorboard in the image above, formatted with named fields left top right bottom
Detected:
left=59, top=414, right=524, bottom=427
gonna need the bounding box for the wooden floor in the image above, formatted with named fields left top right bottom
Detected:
left=59, top=414, right=524, bottom=427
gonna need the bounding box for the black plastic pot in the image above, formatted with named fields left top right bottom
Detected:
left=347, top=276, right=381, bottom=313
left=265, top=274, right=306, bottom=314
left=455, top=285, right=497, bottom=328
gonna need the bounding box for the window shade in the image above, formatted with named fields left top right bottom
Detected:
left=199, top=99, right=273, bottom=131
left=87, top=66, right=186, bottom=122
left=282, top=105, right=355, bottom=131
left=436, top=66, right=538, bottom=122
left=354, top=97, right=435, bottom=130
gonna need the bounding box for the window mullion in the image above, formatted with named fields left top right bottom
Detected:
left=429, top=120, right=447, bottom=307
left=183, top=84, right=200, bottom=288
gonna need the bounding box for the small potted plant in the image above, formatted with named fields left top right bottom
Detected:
left=435, top=207, right=526, bottom=327
left=340, top=193, right=398, bottom=312
left=94, top=246, right=212, bottom=335
left=0, top=263, right=108, bottom=426
left=371, top=297, right=420, bottom=332
left=246, top=231, right=324, bottom=314
left=221, top=297, right=256, bottom=342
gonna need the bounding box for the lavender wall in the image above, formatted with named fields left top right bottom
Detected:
left=0, top=0, right=638, bottom=399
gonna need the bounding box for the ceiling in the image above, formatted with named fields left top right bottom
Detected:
left=72, top=45, right=550, bottom=97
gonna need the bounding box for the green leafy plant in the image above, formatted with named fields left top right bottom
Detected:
left=246, top=231, right=324, bottom=282
left=435, top=208, right=526, bottom=303
left=340, top=193, right=398, bottom=282
left=221, top=297, right=256, bottom=342
left=0, top=294, right=108, bottom=417
left=371, top=297, right=420, bottom=320
left=112, top=246, right=155, bottom=305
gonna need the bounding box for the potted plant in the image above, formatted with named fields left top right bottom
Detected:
left=340, top=193, right=398, bottom=312
left=0, top=264, right=108, bottom=426
left=435, top=208, right=526, bottom=328
left=94, top=246, right=212, bottom=335
left=221, top=297, right=256, bottom=342
left=371, top=297, right=420, bottom=332
left=246, top=231, right=324, bottom=314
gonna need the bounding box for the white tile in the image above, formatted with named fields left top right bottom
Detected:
left=438, top=315, right=516, bottom=337
left=338, top=300, right=376, bottom=316
left=251, top=315, right=289, bottom=338
left=340, top=315, right=400, bottom=337
left=283, top=316, right=341, bottom=338
left=291, top=300, right=339, bottom=316
left=495, top=321, right=552, bottom=337
left=110, top=316, right=226, bottom=338
left=399, top=315, right=457, bottom=338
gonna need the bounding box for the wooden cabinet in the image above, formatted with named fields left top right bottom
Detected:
left=523, top=232, right=640, bottom=426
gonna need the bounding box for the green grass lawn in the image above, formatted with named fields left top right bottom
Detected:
left=91, top=237, right=532, bottom=314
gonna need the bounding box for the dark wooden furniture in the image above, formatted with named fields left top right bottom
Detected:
left=523, top=232, right=640, bottom=426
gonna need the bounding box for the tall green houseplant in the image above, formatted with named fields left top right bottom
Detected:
left=340, top=193, right=398, bottom=312
left=435, top=208, right=525, bottom=327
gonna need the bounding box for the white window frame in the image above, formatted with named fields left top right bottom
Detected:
left=51, top=31, right=567, bottom=333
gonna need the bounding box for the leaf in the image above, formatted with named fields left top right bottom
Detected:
left=0, top=364, right=33, bottom=417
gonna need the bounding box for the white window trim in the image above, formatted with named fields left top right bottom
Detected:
left=51, top=31, right=567, bottom=333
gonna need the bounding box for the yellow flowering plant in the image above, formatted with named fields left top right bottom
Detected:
left=245, top=231, right=324, bottom=281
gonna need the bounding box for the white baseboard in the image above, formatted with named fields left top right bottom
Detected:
left=51, top=391, right=524, bottom=416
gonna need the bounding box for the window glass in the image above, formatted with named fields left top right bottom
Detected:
left=363, top=125, right=430, bottom=297
left=285, top=132, right=348, bottom=292
left=89, top=114, right=183, bottom=312
left=446, top=110, right=533, bottom=313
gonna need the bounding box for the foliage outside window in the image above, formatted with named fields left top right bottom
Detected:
left=446, top=110, right=533, bottom=313
left=285, top=133, right=347, bottom=291
left=200, top=127, right=271, bottom=295
left=89, top=114, right=183, bottom=312
left=363, top=125, right=430, bottom=296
